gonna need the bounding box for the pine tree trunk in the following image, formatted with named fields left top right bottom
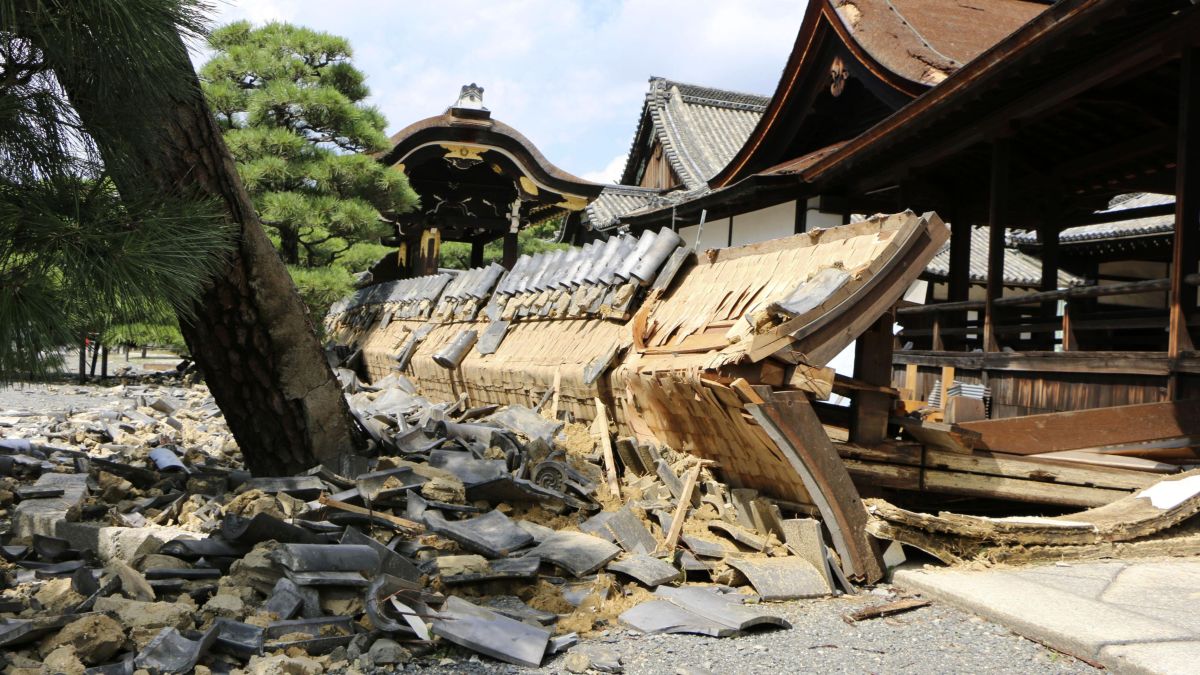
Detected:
left=45, top=31, right=364, bottom=475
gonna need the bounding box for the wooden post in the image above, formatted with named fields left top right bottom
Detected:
left=931, top=312, right=944, bottom=352
left=850, top=312, right=893, bottom=446
left=1061, top=300, right=1076, bottom=352
left=1039, top=225, right=1061, bottom=351
left=940, top=366, right=955, bottom=410
left=501, top=231, right=519, bottom=270
left=101, top=346, right=109, bottom=379
left=1170, top=47, right=1200, bottom=399
left=948, top=212, right=972, bottom=350
left=469, top=239, right=485, bottom=269
left=984, top=140, right=1010, bottom=353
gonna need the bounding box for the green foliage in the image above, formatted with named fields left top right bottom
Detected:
left=287, top=265, right=355, bottom=323
left=0, top=1, right=234, bottom=379
left=440, top=218, right=569, bottom=270
left=201, top=21, right=418, bottom=270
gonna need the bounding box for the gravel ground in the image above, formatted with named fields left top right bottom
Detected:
left=375, top=588, right=1096, bottom=675
left=0, top=381, right=133, bottom=415
left=1, top=382, right=1098, bottom=674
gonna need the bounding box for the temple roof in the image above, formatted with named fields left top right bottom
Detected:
left=709, top=0, right=1048, bottom=188
left=1009, top=194, right=1175, bottom=247
left=379, top=85, right=603, bottom=239
left=620, top=77, right=769, bottom=191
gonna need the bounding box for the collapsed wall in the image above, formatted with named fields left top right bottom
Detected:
left=327, top=211, right=948, bottom=578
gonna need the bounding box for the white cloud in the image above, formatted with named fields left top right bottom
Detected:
left=582, top=153, right=629, bottom=184
left=203, top=0, right=805, bottom=177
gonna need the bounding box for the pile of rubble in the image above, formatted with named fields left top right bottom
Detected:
left=0, top=374, right=849, bottom=673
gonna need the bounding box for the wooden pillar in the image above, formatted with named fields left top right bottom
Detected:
left=470, top=240, right=485, bottom=269
left=850, top=312, right=894, bottom=446
left=1039, top=225, right=1061, bottom=350
left=947, top=210, right=972, bottom=351
left=501, top=231, right=519, bottom=270
left=948, top=214, right=972, bottom=303
left=1171, top=48, right=1200, bottom=358
left=984, top=140, right=1010, bottom=353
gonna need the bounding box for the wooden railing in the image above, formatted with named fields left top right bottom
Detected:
left=896, top=274, right=1200, bottom=352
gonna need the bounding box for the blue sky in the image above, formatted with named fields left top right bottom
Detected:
left=204, top=0, right=806, bottom=183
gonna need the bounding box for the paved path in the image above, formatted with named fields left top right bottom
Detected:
left=894, top=558, right=1200, bottom=674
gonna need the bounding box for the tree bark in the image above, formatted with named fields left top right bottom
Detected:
left=44, top=30, right=364, bottom=475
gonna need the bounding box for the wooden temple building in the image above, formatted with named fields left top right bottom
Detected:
left=350, top=0, right=1200, bottom=524
left=373, top=84, right=602, bottom=280
left=592, top=0, right=1200, bottom=422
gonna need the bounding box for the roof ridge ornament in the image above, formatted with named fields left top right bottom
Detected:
left=450, top=83, right=490, bottom=120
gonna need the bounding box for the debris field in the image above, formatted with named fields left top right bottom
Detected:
left=0, top=370, right=859, bottom=674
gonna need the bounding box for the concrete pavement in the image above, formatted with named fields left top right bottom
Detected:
left=893, top=558, right=1200, bottom=674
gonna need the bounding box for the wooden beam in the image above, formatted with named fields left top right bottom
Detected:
left=838, top=442, right=1157, bottom=492
left=894, top=349, right=1176, bottom=376
left=984, top=140, right=1009, bottom=353
left=1170, top=47, right=1200, bottom=376
left=657, top=464, right=701, bottom=556
left=850, top=313, right=894, bottom=446
left=956, top=399, right=1200, bottom=456
left=748, top=392, right=884, bottom=583
left=501, top=231, right=519, bottom=270
left=470, top=239, right=485, bottom=268
left=594, top=398, right=621, bottom=498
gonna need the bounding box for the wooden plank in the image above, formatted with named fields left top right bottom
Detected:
left=1028, top=450, right=1179, bottom=474
left=318, top=495, right=424, bottom=535
left=657, top=465, right=701, bottom=556
left=749, top=392, right=884, bottom=583
left=843, top=460, right=1126, bottom=508
left=939, top=366, right=954, bottom=409
left=837, top=442, right=1155, bottom=491
left=843, top=598, right=930, bottom=623
left=892, top=350, right=1172, bottom=376
left=550, top=369, right=562, bottom=419
left=956, top=400, right=1200, bottom=456
left=902, top=363, right=919, bottom=400
left=730, top=378, right=765, bottom=405
left=594, top=398, right=621, bottom=498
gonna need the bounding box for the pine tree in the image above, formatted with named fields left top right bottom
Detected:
left=201, top=21, right=417, bottom=275
left=5, top=0, right=366, bottom=475
left=0, top=5, right=231, bottom=379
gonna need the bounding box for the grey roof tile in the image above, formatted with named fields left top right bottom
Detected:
left=1008, top=193, right=1174, bottom=245
left=926, top=226, right=1083, bottom=288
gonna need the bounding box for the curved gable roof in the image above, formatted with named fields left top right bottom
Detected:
left=380, top=107, right=602, bottom=200
left=620, top=77, right=768, bottom=191
left=710, top=0, right=1048, bottom=189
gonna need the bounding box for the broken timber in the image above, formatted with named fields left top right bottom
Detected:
left=333, top=211, right=947, bottom=581
left=750, top=392, right=884, bottom=583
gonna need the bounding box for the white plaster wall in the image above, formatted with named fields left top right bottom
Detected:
left=729, top=202, right=796, bottom=246
left=805, top=197, right=844, bottom=231
left=677, top=224, right=699, bottom=249
left=696, top=218, right=730, bottom=251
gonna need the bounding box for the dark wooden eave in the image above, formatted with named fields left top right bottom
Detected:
left=708, top=0, right=1048, bottom=189
left=800, top=0, right=1200, bottom=226
left=380, top=110, right=602, bottom=201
